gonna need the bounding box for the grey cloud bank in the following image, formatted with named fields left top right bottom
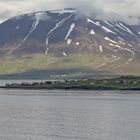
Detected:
left=0, top=0, right=140, bottom=25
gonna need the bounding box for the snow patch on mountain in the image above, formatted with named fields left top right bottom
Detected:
left=45, top=48, right=49, bottom=55
left=90, top=29, right=95, bottom=35
left=63, top=52, right=67, bottom=56
left=46, top=14, right=73, bottom=46
left=67, top=39, right=72, bottom=45
left=102, top=26, right=116, bottom=34
left=35, top=12, right=50, bottom=21
left=104, top=21, right=114, bottom=27
left=12, top=12, right=51, bottom=52
left=109, top=43, right=114, bottom=46
left=65, top=23, right=75, bottom=40
left=99, top=45, right=103, bottom=52
left=112, top=55, right=117, bottom=58
left=117, top=23, right=136, bottom=36
left=87, top=18, right=101, bottom=26
left=76, top=42, right=80, bottom=46
left=15, top=19, right=40, bottom=50
left=128, top=44, right=132, bottom=47
left=104, top=37, right=118, bottom=44
left=113, top=44, right=135, bottom=61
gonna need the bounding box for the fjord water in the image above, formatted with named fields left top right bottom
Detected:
left=0, top=89, right=140, bottom=140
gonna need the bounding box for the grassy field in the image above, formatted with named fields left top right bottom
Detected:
left=0, top=53, right=140, bottom=79
left=0, top=53, right=111, bottom=74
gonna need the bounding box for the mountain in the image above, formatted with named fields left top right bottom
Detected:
left=0, top=8, right=140, bottom=78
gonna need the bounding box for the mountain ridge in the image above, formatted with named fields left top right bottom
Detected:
left=0, top=8, right=140, bottom=77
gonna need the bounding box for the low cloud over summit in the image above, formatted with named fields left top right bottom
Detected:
left=0, top=0, right=140, bottom=24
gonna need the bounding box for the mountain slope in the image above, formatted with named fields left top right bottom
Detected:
left=0, top=8, right=140, bottom=77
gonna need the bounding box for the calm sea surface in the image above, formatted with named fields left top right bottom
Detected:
left=0, top=81, right=140, bottom=140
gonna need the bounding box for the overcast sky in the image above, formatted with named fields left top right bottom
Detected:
left=0, top=0, right=140, bottom=24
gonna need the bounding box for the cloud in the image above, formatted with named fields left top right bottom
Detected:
left=0, top=0, right=62, bottom=22
left=0, top=0, right=140, bottom=25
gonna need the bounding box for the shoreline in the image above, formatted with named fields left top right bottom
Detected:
left=0, top=88, right=140, bottom=97
left=1, top=85, right=140, bottom=91
left=1, top=76, right=140, bottom=91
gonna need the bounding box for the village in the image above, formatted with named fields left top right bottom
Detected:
left=1, top=76, right=140, bottom=90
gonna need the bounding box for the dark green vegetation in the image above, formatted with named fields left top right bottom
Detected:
left=1, top=76, right=140, bottom=90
